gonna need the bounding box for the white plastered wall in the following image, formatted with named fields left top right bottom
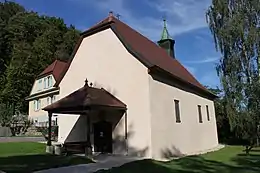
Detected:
left=149, top=75, right=219, bottom=160
left=57, top=28, right=152, bottom=157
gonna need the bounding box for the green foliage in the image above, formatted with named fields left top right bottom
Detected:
left=207, top=87, right=233, bottom=143
left=0, top=103, right=14, bottom=127
left=0, top=102, right=33, bottom=136
left=0, top=1, right=80, bottom=113
left=206, top=0, right=260, bottom=152
left=9, top=113, right=34, bottom=136
left=0, top=1, right=25, bottom=93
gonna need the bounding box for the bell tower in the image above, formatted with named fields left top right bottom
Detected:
left=157, top=19, right=175, bottom=58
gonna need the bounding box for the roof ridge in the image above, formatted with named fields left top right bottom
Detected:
left=113, top=17, right=175, bottom=58
left=82, top=16, right=112, bottom=34
left=52, top=60, right=58, bottom=72
left=54, top=15, right=216, bottom=99
left=37, top=59, right=68, bottom=81
left=110, top=17, right=213, bottom=97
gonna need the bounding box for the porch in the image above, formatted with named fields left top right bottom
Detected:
left=43, top=79, right=128, bottom=156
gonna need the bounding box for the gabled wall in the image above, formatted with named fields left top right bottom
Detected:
left=28, top=74, right=58, bottom=121
left=149, top=74, right=218, bottom=160
left=58, top=28, right=152, bottom=157
left=30, top=75, right=56, bottom=95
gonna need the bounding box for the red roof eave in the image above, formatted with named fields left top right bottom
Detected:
left=53, top=15, right=216, bottom=100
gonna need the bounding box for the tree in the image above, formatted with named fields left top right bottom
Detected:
left=0, top=103, right=14, bottom=127
left=207, top=86, right=236, bottom=144
left=0, top=1, right=80, bottom=113
left=206, top=0, right=260, bottom=154
left=0, top=1, right=25, bottom=92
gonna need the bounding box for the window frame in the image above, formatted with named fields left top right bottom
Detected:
left=206, top=105, right=210, bottom=121
left=51, top=95, right=56, bottom=103
left=37, top=99, right=41, bottom=110
left=47, top=97, right=51, bottom=105
left=34, top=99, right=41, bottom=111
left=174, top=99, right=181, bottom=123
left=198, top=105, right=203, bottom=123
left=33, top=100, right=37, bottom=111
left=44, top=78, right=47, bottom=89
left=47, top=76, right=52, bottom=88
left=38, top=79, right=42, bottom=91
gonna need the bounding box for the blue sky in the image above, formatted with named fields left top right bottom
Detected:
left=6, top=0, right=221, bottom=88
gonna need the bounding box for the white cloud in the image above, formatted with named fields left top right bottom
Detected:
left=68, top=0, right=211, bottom=40
left=184, top=57, right=219, bottom=64
left=147, top=0, right=211, bottom=35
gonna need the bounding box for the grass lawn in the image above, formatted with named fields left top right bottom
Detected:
left=97, top=146, right=260, bottom=173
left=0, top=142, right=92, bottom=173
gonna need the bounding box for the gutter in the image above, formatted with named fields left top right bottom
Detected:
left=148, top=66, right=217, bottom=100
left=25, top=87, right=60, bottom=101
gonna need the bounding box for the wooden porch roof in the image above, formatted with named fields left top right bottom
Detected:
left=43, top=80, right=127, bottom=114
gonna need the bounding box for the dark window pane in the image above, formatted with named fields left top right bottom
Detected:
left=206, top=105, right=210, bottom=121
left=198, top=105, right=202, bottom=123
left=174, top=100, right=181, bottom=123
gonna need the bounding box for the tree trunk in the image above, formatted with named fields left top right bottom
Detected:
left=245, top=145, right=253, bottom=155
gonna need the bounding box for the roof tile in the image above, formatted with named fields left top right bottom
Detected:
left=54, top=15, right=215, bottom=98
left=43, top=85, right=126, bottom=113
left=38, top=60, right=67, bottom=81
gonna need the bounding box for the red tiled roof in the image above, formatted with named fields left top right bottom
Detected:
left=43, top=85, right=126, bottom=113
left=38, top=60, right=67, bottom=81
left=54, top=15, right=216, bottom=99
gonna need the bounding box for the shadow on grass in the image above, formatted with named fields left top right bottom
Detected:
left=97, top=154, right=260, bottom=173
left=232, top=153, right=260, bottom=170
left=248, top=149, right=260, bottom=152
left=0, top=154, right=93, bottom=173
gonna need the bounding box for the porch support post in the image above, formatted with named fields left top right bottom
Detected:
left=87, top=113, right=91, bottom=146
left=47, top=111, right=52, bottom=146
left=125, top=110, right=128, bottom=155
left=85, top=110, right=92, bottom=156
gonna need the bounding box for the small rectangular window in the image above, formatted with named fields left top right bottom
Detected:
left=34, top=99, right=41, bottom=111
left=206, top=105, right=210, bottom=121
left=38, top=79, right=42, bottom=91
left=33, top=100, right=37, bottom=111
left=198, top=105, right=203, bottom=123
left=51, top=95, right=56, bottom=103
left=47, top=97, right=50, bottom=105
left=48, top=76, right=52, bottom=88
left=174, top=100, right=181, bottom=123
left=44, top=78, right=47, bottom=89
left=38, top=99, right=41, bottom=110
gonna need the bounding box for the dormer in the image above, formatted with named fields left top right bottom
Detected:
left=29, top=60, right=67, bottom=95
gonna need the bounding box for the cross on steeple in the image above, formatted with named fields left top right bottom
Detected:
left=160, top=17, right=172, bottom=40
left=116, top=14, right=121, bottom=20
left=157, top=17, right=175, bottom=58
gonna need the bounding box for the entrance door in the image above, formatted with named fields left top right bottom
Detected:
left=93, top=121, right=112, bottom=153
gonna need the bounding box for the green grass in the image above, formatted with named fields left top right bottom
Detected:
left=0, top=142, right=92, bottom=173
left=97, top=146, right=260, bottom=173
